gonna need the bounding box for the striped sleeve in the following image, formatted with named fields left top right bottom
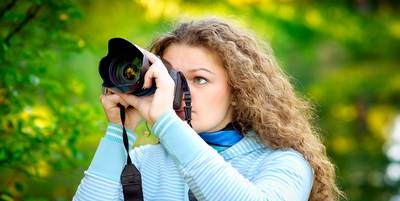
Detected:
left=72, top=171, right=124, bottom=201
left=152, top=110, right=314, bottom=201
left=73, top=123, right=136, bottom=200
left=152, top=110, right=211, bottom=165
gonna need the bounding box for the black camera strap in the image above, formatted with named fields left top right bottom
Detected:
left=178, top=71, right=192, bottom=127
left=119, top=104, right=143, bottom=201
left=119, top=73, right=194, bottom=200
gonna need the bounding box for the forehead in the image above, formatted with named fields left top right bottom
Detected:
left=162, top=44, right=224, bottom=73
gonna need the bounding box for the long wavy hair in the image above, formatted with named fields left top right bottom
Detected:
left=149, top=17, right=343, bottom=201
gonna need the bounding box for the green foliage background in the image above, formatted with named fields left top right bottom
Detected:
left=0, top=0, right=399, bottom=200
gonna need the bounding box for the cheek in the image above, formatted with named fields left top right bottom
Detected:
left=194, top=86, right=231, bottom=113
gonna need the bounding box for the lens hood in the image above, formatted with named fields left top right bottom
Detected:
left=99, top=38, right=154, bottom=95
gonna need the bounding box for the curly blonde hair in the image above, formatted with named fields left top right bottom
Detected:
left=150, top=17, right=343, bottom=201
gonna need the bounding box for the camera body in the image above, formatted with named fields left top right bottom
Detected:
left=99, top=38, right=185, bottom=110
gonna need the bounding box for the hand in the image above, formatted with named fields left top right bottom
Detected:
left=100, top=89, right=143, bottom=131
left=119, top=48, right=175, bottom=125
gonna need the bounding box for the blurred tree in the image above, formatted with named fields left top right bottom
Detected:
left=0, top=0, right=102, bottom=200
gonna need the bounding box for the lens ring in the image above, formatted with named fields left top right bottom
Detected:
left=109, top=57, right=141, bottom=86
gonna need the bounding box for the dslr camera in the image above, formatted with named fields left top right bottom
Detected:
left=99, top=38, right=190, bottom=110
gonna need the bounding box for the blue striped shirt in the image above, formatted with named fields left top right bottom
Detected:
left=73, top=110, right=313, bottom=200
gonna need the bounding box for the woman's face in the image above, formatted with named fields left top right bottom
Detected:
left=163, top=44, right=233, bottom=133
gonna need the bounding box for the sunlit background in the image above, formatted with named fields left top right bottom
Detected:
left=0, top=0, right=399, bottom=200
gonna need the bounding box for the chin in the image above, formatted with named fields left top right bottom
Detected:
left=186, top=121, right=201, bottom=133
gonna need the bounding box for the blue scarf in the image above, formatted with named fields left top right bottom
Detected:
left=198, top=123, right=243, bottom=152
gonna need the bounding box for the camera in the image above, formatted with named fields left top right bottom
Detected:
left=99, top=38, right=189, bottom=110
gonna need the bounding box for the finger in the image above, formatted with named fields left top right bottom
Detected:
left=143, top=65, right=153, bottom=89
left=100, top=94, right=129, bottom=108
left=132, top=44, right=159, bottom=64
left=103, top=87, right=119, bottom=95
left=143, top=64, right=157, bottom=89
left=119, top=93, right=140, bottom=108
left=140, top=47, right=160, bottom=64
left=144, top=60, right=173, bottom=89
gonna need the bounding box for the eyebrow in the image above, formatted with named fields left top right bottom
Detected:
left=162, top=57, right=215, bottom=75
left=187, top=67, right=215, bottom=75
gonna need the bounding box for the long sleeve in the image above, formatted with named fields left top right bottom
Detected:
left=152, top=110, right=314, bottom=201
left=73, top=123, right=136, bottom=201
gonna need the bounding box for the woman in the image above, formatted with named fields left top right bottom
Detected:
left=73, top=17, right=342, bottom=201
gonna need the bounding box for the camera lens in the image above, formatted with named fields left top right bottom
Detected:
left=109, top=57, right=142, bottom=86
left=99, top=38, right=157, bottom=95
left=123, top=64, right=137, bottom=80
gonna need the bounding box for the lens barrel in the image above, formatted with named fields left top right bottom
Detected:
left=99, top=38, right=155, bottom=96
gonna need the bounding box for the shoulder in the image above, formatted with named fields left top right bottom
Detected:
left=267, top=148, right=310, bottom=165
left=265, top=148, right=312, bottom=174
left=252, top=147, right=314, bottom=200
left=244, top=133, right=312, bottom=175
left=256, top=147, right=314, bottom=185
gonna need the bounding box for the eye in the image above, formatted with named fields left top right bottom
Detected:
left=193, top=76, right=208, bottom=85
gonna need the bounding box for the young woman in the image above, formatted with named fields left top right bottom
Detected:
left=73, top=17, right=342, bottom=201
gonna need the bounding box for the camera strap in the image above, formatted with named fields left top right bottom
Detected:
left=119, top=104, right=143, bottom=201
left=119, top=73, right=193, bottom=201
left=178, top=71, right=192, bottom=127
